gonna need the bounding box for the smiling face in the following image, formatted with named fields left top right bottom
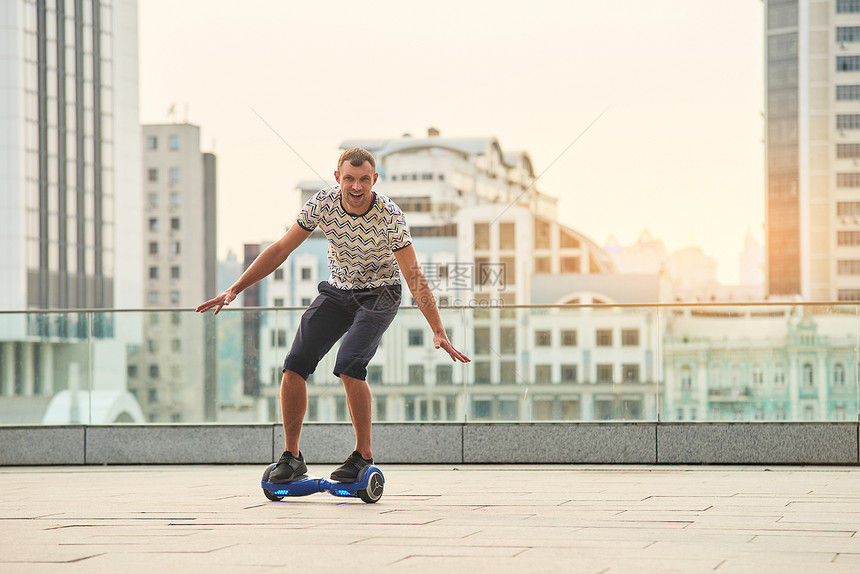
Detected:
left=335, top=160, right=378, bottom=215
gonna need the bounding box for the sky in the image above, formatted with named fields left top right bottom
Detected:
left=138, top=0, right=765, bottom=285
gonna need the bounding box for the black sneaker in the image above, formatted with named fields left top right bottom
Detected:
left=330, top=450, right=373, bottom=482
left=268, top=451, right=308, bottom=483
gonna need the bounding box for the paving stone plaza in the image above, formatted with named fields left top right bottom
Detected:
left=2, top=464, right=860, bottom=573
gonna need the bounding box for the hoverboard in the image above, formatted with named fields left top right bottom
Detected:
left=261, top=462, right=385, bottom=503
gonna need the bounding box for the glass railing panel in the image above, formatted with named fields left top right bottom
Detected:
left=0, top=311, right=93, bottom=425
left=520, top=305, right=660, bottom=422
left=660, top=304, right=860, bottom=422
left=2, top=303, right=858, bottom=426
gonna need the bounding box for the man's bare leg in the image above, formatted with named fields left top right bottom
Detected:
left=281, top=369, right=307, bottom=454
left=340, top=374, right=372, bottom=459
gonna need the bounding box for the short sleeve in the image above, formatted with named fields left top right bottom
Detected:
left=388, top=207, right=412, bottom=252
left=296, top=191, right=323, bottom=232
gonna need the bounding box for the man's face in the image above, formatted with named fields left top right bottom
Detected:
left=335, top=160, right=377, bottom=214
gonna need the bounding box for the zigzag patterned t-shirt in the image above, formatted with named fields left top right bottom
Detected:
left=296, top=186, right=412, bottom=289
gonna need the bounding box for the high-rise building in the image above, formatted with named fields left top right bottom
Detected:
left=0, top=0, right=142, bottom=312
left=128, top=123, right=217, bottom=422
left=765, top=0, right=860, bottom=300
left=0, top=0, right=144, bottom=424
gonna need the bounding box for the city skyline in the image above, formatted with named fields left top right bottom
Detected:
left=139, top=0, right=765, bottom=285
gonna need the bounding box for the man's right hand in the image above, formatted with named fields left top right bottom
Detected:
left=196, top=289, right=237, bottom=315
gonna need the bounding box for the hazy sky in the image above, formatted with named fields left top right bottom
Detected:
left=139, top=0, right=764, bottom=284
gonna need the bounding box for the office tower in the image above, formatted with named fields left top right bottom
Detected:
left=0, top=0, right=143, bottom=424
left=766, top=0, right=860, bottom=300
left=0, top=0, right=142, bottom=312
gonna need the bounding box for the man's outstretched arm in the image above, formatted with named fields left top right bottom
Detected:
left=394, top=244, right=471, bottom=363
left=196, top=223, right=313, bottom=315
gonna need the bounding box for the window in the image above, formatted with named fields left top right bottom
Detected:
left=774, top=367, right=786, bottom=386
left=838, top=260, right=860, bottom=275
left=301, top=297, right=311, bottom=306
left=169, top=192, right=181, bottom=207
left=147, top=339, right=157, bottom=353
left=148, top=291, right=159, bottom=304
left=408, top=364, right=425, bottom=384
left=148, top=168, right=158, bottom=182
left=168, top=135, right=180, bottom=150
left=408, top=329, right=424, bottom=346
left=149, top=266, right=159, bottom=280
left=838, top=143, right=860, bottom=159
left=367, top=366, right=383, bottom=384
left=560, top=230, right=580, bottom=248
left=560, top=257, right=580, bottom=273
left=273, top=298, right=284, bottom=307
left=839, top=289, right=860, bottom=301
left=147, top=192, right=158, bottom=208
left=149, top=365, right=160, bottom=379
left=535, top=257, right=551, bottom=273
left=834, top=363, right=846, bottom=386
left=474, top=327, right=491, bottom=354
left=171, top=339, right=181, bottom=353
left=596, top=329, right=613, bottom=347
left=171, top=266, right=180, bottom=280
left=535, top=365, right=552, bottom=383
left=838, top=231, right=860, bottom=246
left=597, top=364, right=614, bottom=383
left=500, top=361, right=518, bottom=383
left=534, top=219, right=551, bottom=249
left=680, top=366, right=692, bottom=390
left=837, top=173, right=860, bottom=188
left=171, top=217, right=180, bottom=231
left=837, top=114, right=860, bottom=130
left=148, top=218, right=158, bottom=231
left=752, top=366, right=763, bottom=386
left=838, top=56, right=860, bottom=71
left=561, top=329, right=577, bottom=346
left=837, top=85, right=860, bottom=101
left=838, top=26, right=860, bottom=43
left=622, top=364, right=640, bottom=383
left=474, top=223, right=490, bottom=250
left=169, top=241, right=181, bottom=256
left=274, top=268, right=284, bottom=280
left=170, top=291, right=181, bottom=304
left=301, top=267, right=312, bottom=280
left=271, top=329, right=287, bottom=347
left=499, top=327, right=516, bottom=354
left=127, top=365, right=138, bottom=378
left=436, top=364, right=453, bottom=384
left=802, top=363, right=814, bottom=387
left=146, top=135, right=158, bottom=150
left=499, top=222, right=515, bottom=250
left=561, top=364, right=577, bottom=382
left=838, top=0, right=860, bottom=14
left=621, top=329, right=640, bottom=346
left=169, top=167, right=180, bottom=184
left=534, top=330, right=551, bottom=347
left=475, top=361, right=491, bottom=384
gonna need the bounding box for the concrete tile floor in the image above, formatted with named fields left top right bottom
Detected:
left=1, top=465, right=860, bottom=573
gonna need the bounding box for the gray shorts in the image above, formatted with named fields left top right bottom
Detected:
left=282, top=281, right=402, bottom=382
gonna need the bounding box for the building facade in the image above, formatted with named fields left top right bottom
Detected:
left=766, top=0, right=860, bottom=300
left=240, top=130, right=661, bottom=422
left=128, top=123, right=217, bottom=422
left=0, top=0, right=143, bottom=424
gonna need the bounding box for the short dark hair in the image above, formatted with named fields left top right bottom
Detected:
left=338, top=147, right=376, bottom=173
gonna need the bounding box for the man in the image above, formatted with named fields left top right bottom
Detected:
left=196, top=147, right=470, bottom=483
